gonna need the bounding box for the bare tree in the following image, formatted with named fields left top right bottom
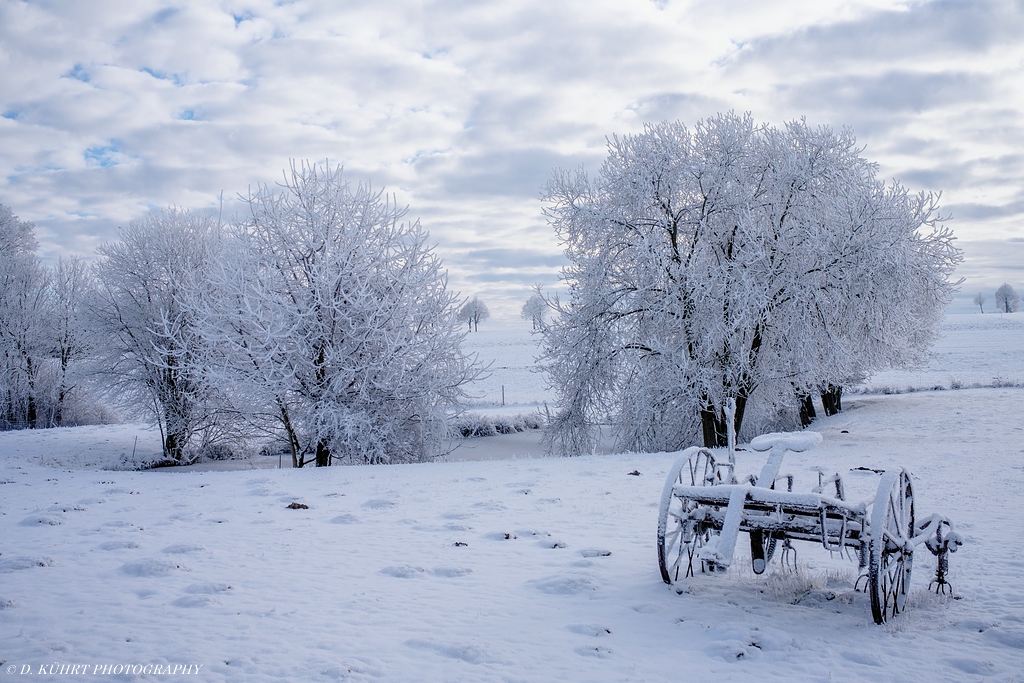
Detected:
left=196, top=162, right=481, bottom=466
left=994, top=283, right=1020, bottom=313
left=459, top=296, right=490, bottom=332
left=973, top=291, right=986, bottom=313
left=540, top=114, right=960, bottom=454
left=521, top=293, right=546, bottom=330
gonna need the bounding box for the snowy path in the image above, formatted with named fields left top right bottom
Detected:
left=2, top=388, right=1024, bottom=682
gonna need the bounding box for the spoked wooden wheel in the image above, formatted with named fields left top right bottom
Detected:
left=658, top=448, right=718, bottom=584
left=869, top=469, right=915, bottom=624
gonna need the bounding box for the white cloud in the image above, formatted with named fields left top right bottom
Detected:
left=1, top=0, right=1022, bottom=321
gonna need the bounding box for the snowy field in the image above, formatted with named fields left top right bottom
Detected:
left=460, top=327, right=554, bottom=413
left=2, top=314, right=1024, bottom=682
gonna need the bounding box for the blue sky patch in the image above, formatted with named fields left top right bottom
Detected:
left=85, top=142, right=121, bottom=168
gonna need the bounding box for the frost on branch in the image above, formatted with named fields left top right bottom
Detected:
left=197, top=162, right=482, bottom=466
left=539, top=114, right=961, bottom=455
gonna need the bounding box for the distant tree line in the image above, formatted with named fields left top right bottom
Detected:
left=974, top=285, right=1020, bottom=314
left=0, top=163, right=483, bottom=467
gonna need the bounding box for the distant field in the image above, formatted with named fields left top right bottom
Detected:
left=460, top=326, right=554, bottom=412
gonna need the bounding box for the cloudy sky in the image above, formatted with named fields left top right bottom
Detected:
left=2, top=0, right=1022, bottom=322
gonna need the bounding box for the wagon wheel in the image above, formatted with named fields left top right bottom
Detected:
left=869, top=469, right=915, bottom=624
left=658, top=448, right=718, bottom=584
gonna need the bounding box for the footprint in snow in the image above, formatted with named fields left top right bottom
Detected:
left=184, top=582, right=232, bottom=594
left=173, top=595, right=220, bottom=608
left=379, top=565, right=426, bottom=578
left=529, top=576, right=597, bottom=595
left=405, top=639, right=487, bottom=665
left=566, top=624, right=612, bottom=637
left=0, top=556, right=55, bottom=572
left=432, top=566, right=473, bottom=578
left=945, top=658, right=998, bottom=676
left=121, top=558, right=189, bottom=577
left=574, top=645, right=613, bottom=658
left=361, top=499, right=397, bottom=510
left=579, top=549, right=612, bottom=558
left=330, top=514, right=360, bottom=524
left=20, top=513, right=64, bottom=526
left=48, top=503, right=86, bottom=513
left=162, top=543, right=206, bottom=554
left=102, top=520, right=141, bottom=530
left=840, top=650, right=883, bottom=666
left=99, top=540, right=140, bottom=551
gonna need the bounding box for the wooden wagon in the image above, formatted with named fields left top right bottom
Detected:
left=657, top=418, right=962, bottom=624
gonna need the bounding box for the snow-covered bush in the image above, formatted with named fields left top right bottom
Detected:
left=452, top=412, right=544, bottom=438
left=539, top=114, right=960, bottom=454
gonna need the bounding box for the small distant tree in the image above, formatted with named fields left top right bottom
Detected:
left=521, top=293, right=546, bottom=330
left=459, top=296, right=490, bottom=332
left=973, top=291, right=986, bottom=313
left=994, top=283, right=1020, bottom=313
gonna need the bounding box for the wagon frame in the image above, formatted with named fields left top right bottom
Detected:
left=656, top=407, right=962, bottom=624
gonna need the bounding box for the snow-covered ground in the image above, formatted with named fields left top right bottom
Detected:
left=2, top=314, right=1024, bottom=682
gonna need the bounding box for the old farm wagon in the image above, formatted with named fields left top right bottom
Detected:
left=657, top=412, right=962, bottom=624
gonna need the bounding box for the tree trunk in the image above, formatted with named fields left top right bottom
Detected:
left=798, top=394, right=817, bottom=427
left=820, top=385, right=843, bottom=416
left=315, top=438, right=331, bottom=467
left=700, top=393, right=748, bottom=448
left=164, top=429, right=186, bottom=464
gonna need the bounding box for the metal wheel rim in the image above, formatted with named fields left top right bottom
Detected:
left=869, top=469, right=915, bottom=624
left=658, top=448, right=716, bottom=584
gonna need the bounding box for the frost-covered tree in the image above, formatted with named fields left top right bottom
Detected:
left=0, top=206, right=100, bottom=430
left=973, top=291, right=986, bottom=314
left=91, top=209, right=221, bottom=464
left=459, top=296, right=490, bottom=332
left=197, top=162, right=480, bottom=466
left=0, top=205, right=49, bottom=430
left=46, top=256, right=95, bottom=426
left=994, top=283, right=1019, bottom=313
left=540, top=114, right=960, bottom=454
left=521, top=293, right=546, bottom=330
